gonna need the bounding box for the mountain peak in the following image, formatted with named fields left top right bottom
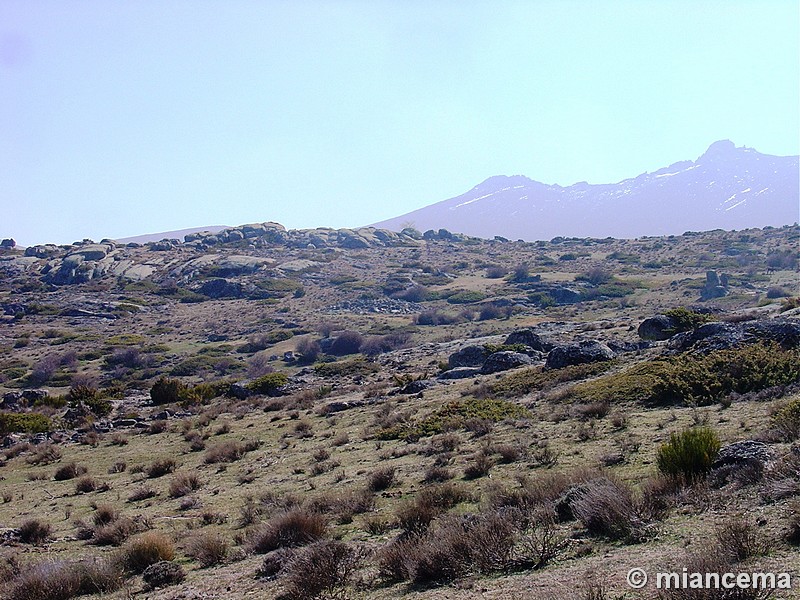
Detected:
left=700, top=139, right=737, bottom=161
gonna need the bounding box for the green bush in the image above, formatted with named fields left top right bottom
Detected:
left=570, top=342, right=800, bottom=406
left=657, top=427, right=720, bottom=480
left=150, top=377, right=185, bottom=405
left=0, top=412, right=51, bottom=434
left=663, top=307, right=713, bottom=333
left=772, top=397, right=800, bottom=441
left=246, top=372, right=288, bottom=395
left=445, top=290, right=487, bottom=304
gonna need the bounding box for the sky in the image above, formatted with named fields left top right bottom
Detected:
left=1, top=1, right=798, bottom=246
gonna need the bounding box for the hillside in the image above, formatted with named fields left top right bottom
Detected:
left=372, top=141, right=799, bottom=240
left=0, top=223, right=798, bottom=599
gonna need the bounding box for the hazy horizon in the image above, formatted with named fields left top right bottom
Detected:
left=2, top=1, right=798, bottom=246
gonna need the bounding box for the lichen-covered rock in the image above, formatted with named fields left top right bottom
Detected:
left=638, top=315, right=678, bottom=340
left=545, top=341, right=615, bottom=369
left=481, top=351, right=534, bottom=374
left=504, top=329, right=554, bottom=352
left=448, top=345, right=488, bottom=369
left=713, top=440, right=773, bottom=469
left=438, top=367, right=483, bottom=380
left=142, top=561, right=185, bottom=590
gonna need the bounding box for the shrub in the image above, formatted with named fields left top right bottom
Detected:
left=141, top=560, right=185, bottom=590
left=657, top=427, right=720, bottom=481
left=204, top=441, right=246, bottom=464
left=663, top=307, right=713, bottom=332
left=771, top=397, right=800, bottom=441
left=146, top=458, right=177, bottom=478
left=463, top=453, right=494, bottom=480
left=246, top=372, right=288, bottom=395
left=150, top=377, right=184, bottom=405
left=169, top=472, right=202, bottom=497
left=329, top=331, right=364, bottom=356
left=0, top=412, right=51, bottom=434
left=446, top=290, right=487, bottom=304
left=6, top=558, right=122, bottom=600
left=367, top=467, right=396, bottom=492
left=295, top=338, right=321, bottom=363
left=395, top=483, right=470, bottom=535
left=248, top=509, right=327, bottom=554
left=53, top=462, right=87, bottom=481
left=787, top=500, right=800, bottom=545
left=715, top=514, right=767, bottom=561
left=92, top=517, right=140, bottom=546
left=117, top=532, right=175, bottom=574
left=571, top=477, right=653, bottom=542
left=17, top=519, right=52, bottom=544
left=281, top=540, right=362, bottom=599
left=74, top=475, right=99, bottom=493
left=127, top=486, right=157, bottom=503
left=186, top=532, right=229, bottom=568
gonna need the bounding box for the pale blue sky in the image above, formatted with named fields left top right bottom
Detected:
left=1, top=1, right=798, bottom=246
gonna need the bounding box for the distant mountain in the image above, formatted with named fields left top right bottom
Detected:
left=372, top=141, right=799, bottom=240
left=116, top=225, right=230, bottom=245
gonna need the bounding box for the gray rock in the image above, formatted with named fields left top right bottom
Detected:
left=504, top=329, right=554, bottom=352
left=438, top=367, right=483, bottom=380
left=481, top=351, right=534, bottom=374
left=638, top=315, right=678, bottom=340
left=448, top=345, right=488, bottom=369
left=397, top=379, right=435, bottom=394
left=229, top=381, right=254, bottom=400
left=545, top=341, right=615, bottom=369
left=1, top=392, right=23, bottom=409
left=143, top=561, right=185, bottom=590
left=198, top=278, right=243, bottom=299
left=21, top=389, right=48, bottom=402
left=324, top=400, right=366, bottom=413
left=713, top=440, right=773, bottom=469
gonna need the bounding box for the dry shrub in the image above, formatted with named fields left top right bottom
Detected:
left=186, top=532, right=229, bottom=567
left=146, top=457, right=177, bottom=478
left=92, top=516, right=142, bottom=546
left=463, top=453, right=494, bottom=480
left=280, top=540, right=363, bottom=599
left=367, top=466, right=396, bottom=492
left=787, top=499, right=800, bottom=544
left=571, top=477, right=655, bottom=543
left=249, top=509, right=327, bottom=554
left=5, top=558, right=122, bottom=600
left=395, top=483, right=470, bottom=534
left=203, top=439, right=259, bottom=463
left=127, top=485, right=157, bottom=503
left=17, top=519, right=52, bottom=544
left=26, top=443, right=61, bottom=465
left=424, top=465, right=453, bottom=483
left=53, top=462, right=87, bottom=481
left=169, top=472, right=202, bottom=497
left=92, top=504, right=119, bottom=527
left=116, top=531, right=175, bottom=574
left=74, top=475, right=99, bottom=494
left=714, top=513, right=768, bottom=561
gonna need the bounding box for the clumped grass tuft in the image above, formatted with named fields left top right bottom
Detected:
left=248, top=509, right=327, bottom=554
left=169, top=472, right=202, bottom=497
left=116, top=531, right=175, bottom=574
left=146, top=458, right=177, bottom=478
left=366, top=466, right=396, bottom=492
left=186, top=532, right=229, bottom=567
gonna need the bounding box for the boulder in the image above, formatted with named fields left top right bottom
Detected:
left=700, top=270, right=729, bottom=300
left=142, top=561, right=185, bottom=590
left=21, top=389, right=49, bottom=402
left=638, top=315, right=678, bottom=340
left=712, top=440, right=773, bottom=469
left=504, top=329, right=554, bottom=352
left=396, top=379, right=435, bottom=394
left=1, top=391, right=23, bottom=409
left=198, top=278, right=243, bottom=299
left=438, top=367, right=483, bottom=380
left=481, top=351, right=534, bottom=374
left=545, top=341, right=615, bottom=369
left=448, top=345, right=487, bottom=369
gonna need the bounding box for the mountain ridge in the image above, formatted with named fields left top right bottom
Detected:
left=371, top=141, right=799, bottom=240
